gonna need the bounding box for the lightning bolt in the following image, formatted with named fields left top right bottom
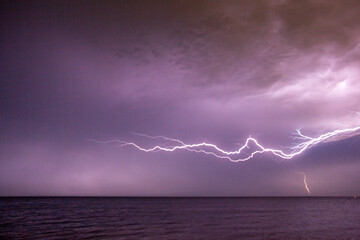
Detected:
left=300, top=172, right=311, bottom=195
left=89, top=126, right=360, bottom=163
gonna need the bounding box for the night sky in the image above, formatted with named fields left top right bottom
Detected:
left=1, top=0, right=360, bottom=196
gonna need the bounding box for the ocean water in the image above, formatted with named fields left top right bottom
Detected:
left=1, top=197, right=359, bottom=239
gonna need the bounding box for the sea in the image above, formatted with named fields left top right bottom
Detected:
left=1, top=197, right=359, bottom=239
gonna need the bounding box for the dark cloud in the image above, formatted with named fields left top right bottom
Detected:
left=1, top=0, right=360, bottom=196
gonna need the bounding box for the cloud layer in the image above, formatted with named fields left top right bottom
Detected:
left=1, top=0, right=360, bottom=196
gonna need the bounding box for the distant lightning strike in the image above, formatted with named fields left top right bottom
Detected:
left=303, top=173, right=311, bottom=195
left=89, top=126, right=360, bottom=163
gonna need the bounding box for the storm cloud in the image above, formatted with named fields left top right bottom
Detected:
left=1, top=0, right=360, bottom=196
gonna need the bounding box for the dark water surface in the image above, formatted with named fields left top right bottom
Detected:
left=1, top=197, right=359, bottom=239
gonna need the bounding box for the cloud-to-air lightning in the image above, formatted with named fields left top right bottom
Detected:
left=89, top=125, right=360, bottom=163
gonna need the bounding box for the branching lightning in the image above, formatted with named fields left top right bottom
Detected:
left=89, top=126, right=360, bottom=163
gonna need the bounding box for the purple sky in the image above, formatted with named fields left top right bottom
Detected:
left=1, top=0, right=360, bottom=196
